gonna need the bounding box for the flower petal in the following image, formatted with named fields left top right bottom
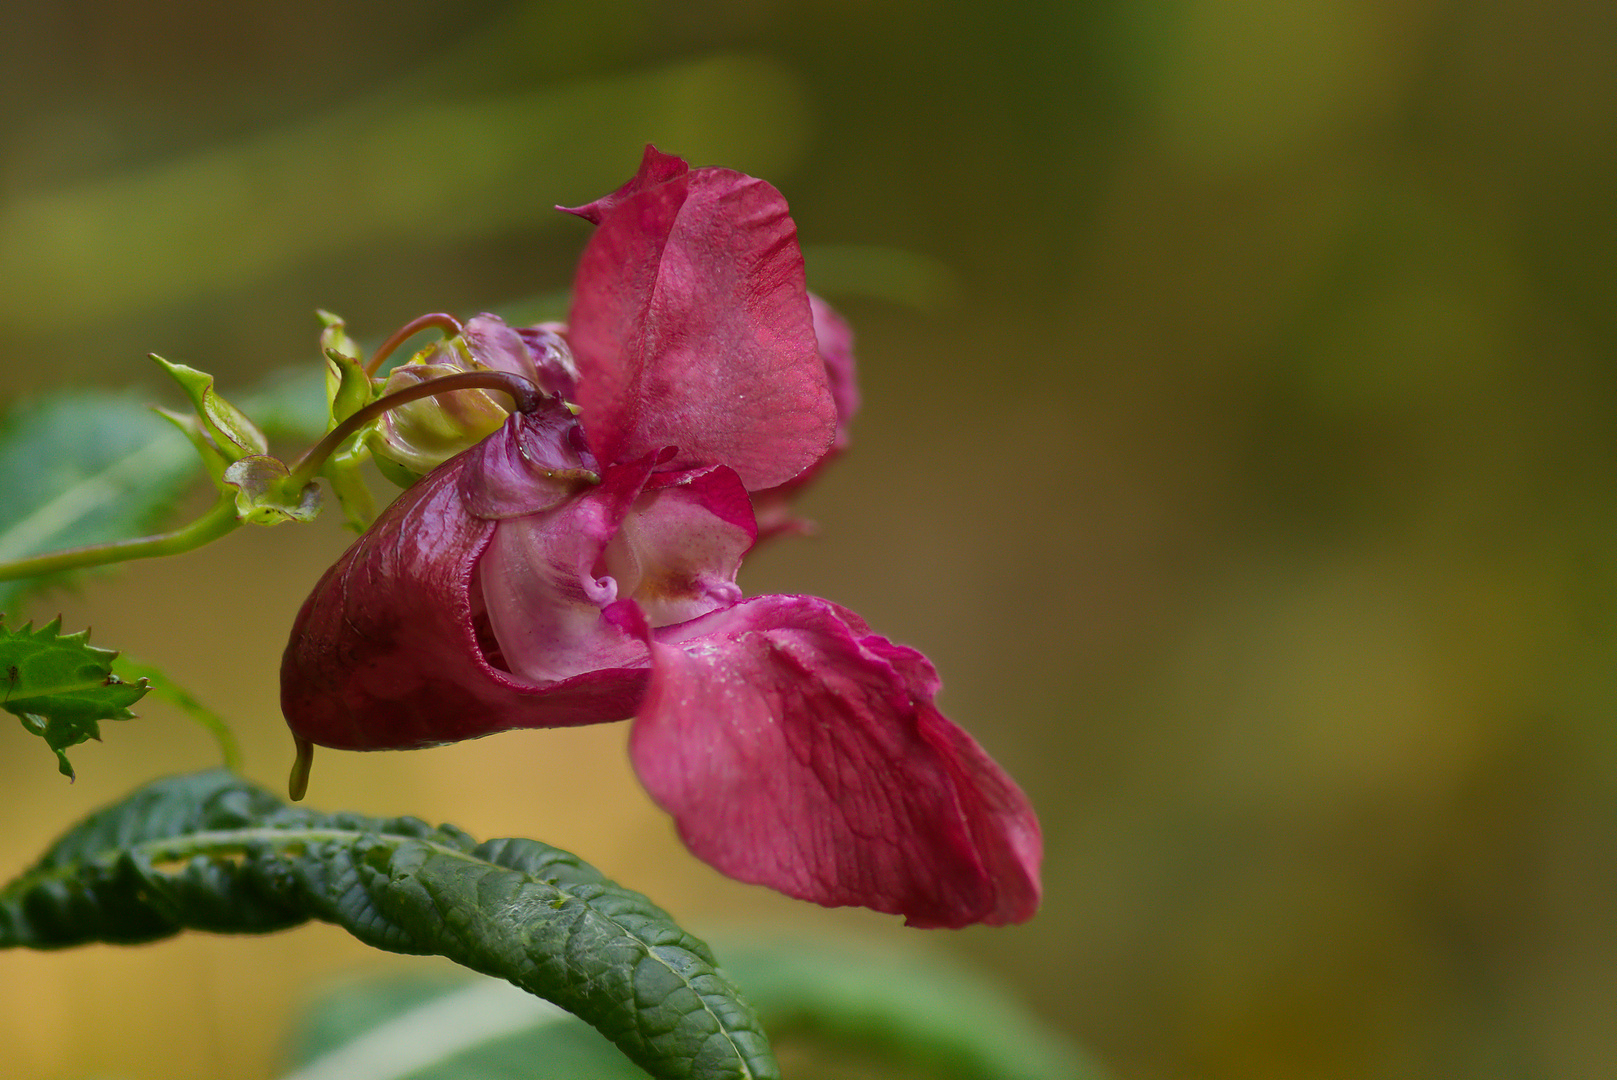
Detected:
left=616, top=465, right=755, bottom=625
left=566, top=149, right=837, bottom=489
left=558, top=144, right=689, bottom=225
left=751, top=293, right=862, bottom=539
left=281, top=411, right=649, bottom=751
left=481, top=459, right=755, bottom=684
left=627, top=595, right=1043, bottom=928
left=809, top=293, right=860, bottom=443
left=478, top=455, right=658, bottom=684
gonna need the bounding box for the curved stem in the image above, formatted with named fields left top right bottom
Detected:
left=288, top=735, right=314, bottom=802
left=287, top=369, right=543, bottom=488
left=365, top=312, right=464, bottom=376
left=0, top=493, right=240, bottom=583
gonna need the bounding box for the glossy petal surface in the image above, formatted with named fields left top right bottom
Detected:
left=628, top=595, right=1043, bottom=928
left=281, top=407, right=649, bottom=749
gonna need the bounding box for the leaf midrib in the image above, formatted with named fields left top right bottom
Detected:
left=6, top=824, right=758, bottom=1079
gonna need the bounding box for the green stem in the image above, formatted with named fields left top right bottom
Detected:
left=0, top=493, right=240, bottom=582
left=286, top=369, right=542, bottom=489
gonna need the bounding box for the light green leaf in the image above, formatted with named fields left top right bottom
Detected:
left=150, top=354, right=270, bottom=459
left=281, top=940, right=1106, bottom=1080
left=1, top=619, right=149, bottom=779
left=0, top=770, right=778, bottom=1080
left=0, top=392, right=197, bottom=614
left=717, top=942, right=1104, bottom=1080
left=283, top=975, right=651, bottom=1080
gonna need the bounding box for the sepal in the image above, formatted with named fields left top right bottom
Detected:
left=150, top=354, right=269, bottom=460
left=221, top=455, right=322, bottom=525
left=317, top=310, right=373, bottom=422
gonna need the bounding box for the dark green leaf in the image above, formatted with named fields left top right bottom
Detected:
left=1, top=619, right=149, bottom=778
left=0, top=770, right=778, bottom=1080
left=0, top=392, right=198, bottom=615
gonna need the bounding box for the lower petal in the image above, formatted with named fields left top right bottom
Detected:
left=627, top=595, right=1042, bottom=928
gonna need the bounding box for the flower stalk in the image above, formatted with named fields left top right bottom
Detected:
left=0, top=370, right=544, bottom=586
left=286, top=368, right=544, bottom=490
left=0, top=492, right=241, bottom=582
left=364, top=312, right=464, bottom=376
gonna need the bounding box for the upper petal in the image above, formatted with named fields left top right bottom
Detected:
left=565, top=149, right=838, bottom=490
left=558, top=144, right=690, bottom=225
left=626, top=594, right=1043, bottom=928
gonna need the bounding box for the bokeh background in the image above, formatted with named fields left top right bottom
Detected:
left=3, top=0, right=1615, bottom=1077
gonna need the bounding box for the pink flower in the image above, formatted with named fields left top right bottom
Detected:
left=281, top=147, right=1041, bottom=928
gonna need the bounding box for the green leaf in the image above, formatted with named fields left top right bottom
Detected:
left=717, top=942, right=1104, bottom=1080
left=280, top=941, right=1107, bottom=1080
left=0, top=770, right=778, bottom=1080
left=0, top=619, right=149, bottom=779
left=0, top=392, right=198, bottom=615
left=150, top=354, right=270, bottom=460
left=283, top=975, right=652, bottom=1080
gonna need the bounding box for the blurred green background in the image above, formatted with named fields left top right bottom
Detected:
left=3, top=0, right=1615, bottom=1077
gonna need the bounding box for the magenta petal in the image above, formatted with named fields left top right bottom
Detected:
left=478, top=455, right=657, bottom=684
left=609, top=465, right=755, bottom=627
left=627, top=595, right=1043, bottom=928
left=458, top=401, right=595, bottom=519
left=809, top=293, right=860, bottom=444
left=281, top=416, right=649, bottom=751
left=567, top=156, right=838, bottom=489
left=558, top=144, right=690, bottom=225
left=751, top=293, right=862, bottom=538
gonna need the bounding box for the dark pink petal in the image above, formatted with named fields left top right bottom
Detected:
left=463, top=314, right=581, bottom=405
left=281, top=410, right=651, bottom=751
left=566, top=154, right=837, bottom=489
left=627, top=595, right=1043, bottom=928
left=608, top=465, right=755, bottom=627
left=461, top=314, right=539, bottom=378
left=513, top=322, right=581, bottom=401
left=478, top=455, right=656, bottom=684
left=558, top=144, right=689, bottom=225
left=752, top=293, right=862, bottom=539
left=809, top=293, right=860, bottom=444
left=458, top=400, right=596, bottom=519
